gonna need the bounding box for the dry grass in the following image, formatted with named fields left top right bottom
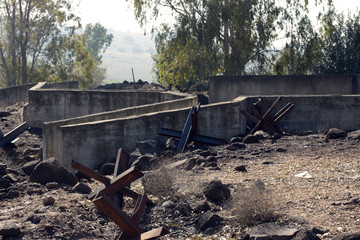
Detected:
left=231, top=180, right=277, bottom=227
left=142, top=167, right=175, bottom=197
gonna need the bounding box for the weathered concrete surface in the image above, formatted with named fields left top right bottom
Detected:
left=0, top=83, right=36, bottom=107
left=43, top=96, right=198, bottom=161
left=246, top=95, right=360, bottom=132
left=24, top=89, right=189, bottom=127
left=58, top=99, right=247, bottom=170
left=209, top=75, right=360, bottom=103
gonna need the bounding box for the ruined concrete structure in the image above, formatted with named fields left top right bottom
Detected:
left=1, top=75, right=360, bottom=171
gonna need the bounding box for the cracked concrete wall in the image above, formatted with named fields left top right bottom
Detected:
left=43, top=96, right=198, bottom=162
left=209, top=75, right=359, bottom=103
left=0, top=83, right=36, bottom=107
left=23, top=89, right=189, bottom=127
left=58, top=98, right=248, bottom=170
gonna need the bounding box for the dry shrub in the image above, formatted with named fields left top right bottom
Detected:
left=232, top=180, right=277, bottom=227
left=141, top=167, right=175, bottom=197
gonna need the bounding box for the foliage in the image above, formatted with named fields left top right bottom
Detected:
left=84, top=23, right=114, bottom=64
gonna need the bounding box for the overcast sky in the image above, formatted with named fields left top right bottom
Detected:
left=76, top=0, right=360, bottom=33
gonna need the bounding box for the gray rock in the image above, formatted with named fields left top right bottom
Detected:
left=27, top=214, right=45, bottom=224
left=6, top=189, right=19, bottom=199
left=131, top=155, right=154, bottom=171
left=235, top=165, right=247, bottom=172
left=254, top=130, right=270, bottom=139
left=42, top=196, right=55, bottom=206
left=136, top=140, right=159, bottom=155
left=195, top=210, right=222, bottom=231
left=199, top=150, right=217, bottom=158
left=194, top=201, right=211, bottom=213
left=246, top=222, right=299, bottom=240
left=230, top=137, right=243, bottom=143
left=226, top=142, right=246, bottom=151
left=173, top=203, right=192, bottom=217
left=310, top=226, right=329, bottom=235
left=275, top=147, right=287, bottom=152
left=0, top=225, right=21, bottom=238
left=162, top=200, right=175, bottom=209
left=30, top=157, right=78, bottom=186
left=0, top=163, right=6, bottom=176
left=72, top=182, right=91, bottom=194
left=203, top=180, right=231, bottom=203
left=243, top=134, right=260, bottom=144
left=100, top=163, right=115, bottom=175
left=332, top=233, right=360, bottom=240
left=182, top=158, right=198, bottom=171
left=46, top=182, right=59, bottom=189
left=205, top=156, right=217, bottom=162
left=0, top=178, right=10, bottom=189
left=292, top=229, right=320, bottom=240
left=0, top=192, right=7, bottom=200
left=166, top=138, right=178, bottom=151
left=346, top=130, right=360, bottom=140
left=326, top=128, right=347, bottom=139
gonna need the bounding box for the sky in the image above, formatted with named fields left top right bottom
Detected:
left=76, top=0, right=360, bottom=34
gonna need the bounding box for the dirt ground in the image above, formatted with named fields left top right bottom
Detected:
left=1, top=101, right=360, bottom=239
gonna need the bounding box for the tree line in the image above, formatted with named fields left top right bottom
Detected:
left=127, top=0, right=360, bottom=90
left=0, top=0, right=113, bottom=88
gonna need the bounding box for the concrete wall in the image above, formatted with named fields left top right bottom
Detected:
left=0, top=83, right=36, bottom=107
left=24, top=89, right=189, bottom=127
left=43, top=96, right=198, bottom=161
left=209, top=75, right=360, bottom=103
left=245, top=95, right=360, bottom=132
left=42, top=81, right=78, bottom=89
left=58, top=98, right=247, bottom=170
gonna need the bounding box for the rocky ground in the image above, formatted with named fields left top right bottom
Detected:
left=1, top=101, right=360, bottom=240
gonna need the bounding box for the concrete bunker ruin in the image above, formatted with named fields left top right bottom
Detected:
left=4, top=74, right=359, bottom=171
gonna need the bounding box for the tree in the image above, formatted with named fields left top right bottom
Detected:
left=84, top=23, right=114, bottom=64
left=128, top=0, right=321, bottom=90
left=0, top=0, right=80, bottom=87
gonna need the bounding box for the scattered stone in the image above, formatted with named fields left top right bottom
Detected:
left=136, top=140, right=159, bottom=155
left=326, top=128, right=347, bottom=139
left=30, top=157, right=78, bottom=186
left=5, top=173, right=18, bottom=182
left=205, top=155, right=217, bottom=162
left=27, top=214, right=44, bottom=224
left=182, top=158, right=198, bottom=171
left=0, top=163, right=6, bottom=176
left=6, top=189, right=19, bottom=199
left=332, top=233, right=360, bottom=240
left=27, top=188, right=44, bottom=195
left=310, top=226, right=329, bottom=235
left=254, top=130, right=270, bottom=139
left=43, top=196, right=55, bottom=206
left=165, top=138, right=178, bottom=151
left=72, top=182, right=91, bottom=194
left=203, top=180, right=231, bottom=203
left=0, top=225, right=21, bottom=238
left=294, top=171, right=312, bottom=179
left=162, top=200, right=175, bottom=209
left=245, top=222, right=299, bottom=240
left=347, top=130, right=360, bottom=140
left=0, top=110, right=11, bottom=117
left=199, top=150, right=217, bottom=158
left=195, top=210, right=222, bottom=231
left=230, top=137, right=243, bottom=143
left=22, top=160, right=41, bottom=175
left=272, top=133, right=282, bottom=139
left=173, top=203, right=192, bottom=217
left=194, top=201, right=211, bottom=213
left=262, top=161, right=275, bottom=165
left=243, top=134, right=260, bottom=144
left=226, top=142, right=246, bottom=151
left=131, top=155, right=154, bottom=171
left=292, top=229, right=321, bottom=240
left=235, top=165, right=247, bottom=172
left=0, top=178, right=10, bottom=189
left=0, top=192, right=7, bottom=200
left=100, top=163, right=115, bottom=175
left=46, top=182, right=58, bottom=189
left=275, top=147, right=287, bottom=152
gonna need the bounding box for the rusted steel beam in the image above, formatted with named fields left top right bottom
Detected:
left=249, top=106, right=279, bottom=134
left=103, top=167, right=143, bottom=196
left=93, top=191, right=142, bottom=238
left=130, top=194, right=148, bottom=225
left=159, top=128, right=227, bottom=146
left=177, top=106, right=196, bottom=153
left=274, top=103, right=295, bottom=123
left=114, top=148, right=129, bottom=178
left=0, top=122, right=29, bottom=147
left=71, top=160, right=110, bottom=185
